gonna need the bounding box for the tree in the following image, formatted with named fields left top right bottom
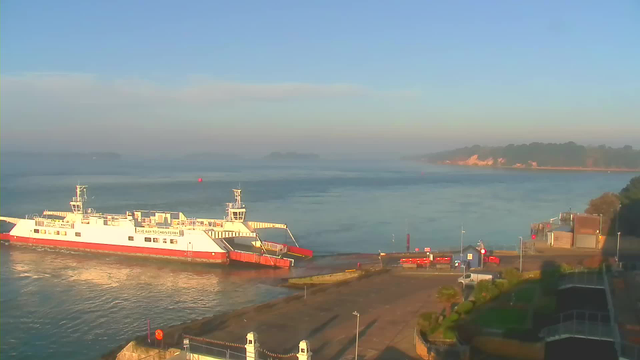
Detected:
left=436, top=286, right=462, bottom=316
left=619, top=176, right=640, bottom=237
left=585, top=192, right=620, bottom=235
left=472, top=280, right=500, bottom=304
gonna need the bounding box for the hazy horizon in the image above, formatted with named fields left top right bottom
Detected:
left=2, top=1, right=639, bottom=157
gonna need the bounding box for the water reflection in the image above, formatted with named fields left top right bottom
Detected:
left=0, top=245, right=296, bottom=360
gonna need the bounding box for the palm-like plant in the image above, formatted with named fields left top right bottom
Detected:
left=436, top=286, right=462, bottom=316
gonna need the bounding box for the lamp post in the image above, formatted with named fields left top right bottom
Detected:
left=519, top=236, right=523, bottom=273
left=352, top=311, right=360, bottom=360
left=460, top=225, right=465, bottom=257
left=617, top=232, right=621, bottom=264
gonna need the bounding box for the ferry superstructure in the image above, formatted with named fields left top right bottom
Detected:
left=0, top=186, right=312, bottom=268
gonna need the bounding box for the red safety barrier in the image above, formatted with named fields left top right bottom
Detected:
left=287, top=245, right=313, bottom=258
left=228, top=251, right=293, bottom=268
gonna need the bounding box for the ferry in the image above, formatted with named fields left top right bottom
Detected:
left=0, top=186, right=312, bottom=268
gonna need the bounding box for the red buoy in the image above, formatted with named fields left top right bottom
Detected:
left=198, top=178, right=203, bottom=183
left=155, top=329, right=164, bottom=341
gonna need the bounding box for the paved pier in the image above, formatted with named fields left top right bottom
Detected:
left=198, top=270, right=458, bottom=359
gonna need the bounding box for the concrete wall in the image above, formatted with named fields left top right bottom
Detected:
left=115, top=341, right=180, bottom=360
left=288, top=270, right=362, bottom=285
left=414, top=329, right=468, bottom=360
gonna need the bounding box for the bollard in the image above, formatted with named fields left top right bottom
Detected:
left=246, top=332, right=259, bottom=360
left=297, top=340, right=312, bottom=360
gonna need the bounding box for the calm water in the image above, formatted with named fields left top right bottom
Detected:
left=0, top=158, right=635, bottom=359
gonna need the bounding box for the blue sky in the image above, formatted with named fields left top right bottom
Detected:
left=1, top=1, right=639, bottom=157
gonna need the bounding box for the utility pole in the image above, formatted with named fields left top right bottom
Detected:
left=519, top=236, right=523, bottom=273
left=353, top=311, right=360, bottom=360
left=617, top=232, right=621, bottom=265
left=405, top=219, right=410, bottom=253
left=460, top=225, right=465, bottom=257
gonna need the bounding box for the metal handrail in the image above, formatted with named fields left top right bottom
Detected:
left=558, top=270, right=604, bottom=288
left=603, top=265, right=623, bottom=357
left=541, top=319, right=614, bottom=340
left=189, top=342, right=247, bottom=360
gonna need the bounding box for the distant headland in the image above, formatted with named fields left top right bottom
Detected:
left=263, top=152, right=320, bottom=161
left=413, top=142, right=640, bottom=172
left=3, top=151, right=121, bottom=160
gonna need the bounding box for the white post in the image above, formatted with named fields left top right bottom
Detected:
left=617, top=232, right=621, bottom=264
left=245, top=332, right=258, bottom=360
left=460, top=226, right=465, bottom=257
left=519, top=236, right=523, bottom=273
left=353, top=311, right=360, bottom=360
left=297, top=340, right=312, bottom=360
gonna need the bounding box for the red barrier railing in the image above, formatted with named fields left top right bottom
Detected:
left=287, top=245, right=313, bottom=258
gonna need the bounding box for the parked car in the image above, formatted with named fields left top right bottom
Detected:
left=458, top=273, right=495, bottom=288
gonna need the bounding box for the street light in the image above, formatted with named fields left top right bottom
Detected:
left=617, top=232, right=621, bottom=264
left=460, top=226, right=465, bottom=257
left=519, top=236, right=523, bottom=273
left=352, top=311, right=360, bottom=360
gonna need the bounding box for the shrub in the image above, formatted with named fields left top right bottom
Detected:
left=442, top=326, right=457, bottom=340
left=455, top=301, right=474, bottom=315
left=560, top=263, right=574, bottom=273
left=448, top=312, right=460, bottom=322
left=502, top=268, right=523, bottom=287
left=494, top=279, right=509, bottom=292
left=417, top=311, right=438, bottom=332
left=473, top=280, right=501, bottom=304
left=436, top=285, right=462, bottom=315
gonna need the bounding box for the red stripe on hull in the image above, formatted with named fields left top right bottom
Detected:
left=0, top=234, right=228, bottom=264
left=228, top=250, right=293, bottom=268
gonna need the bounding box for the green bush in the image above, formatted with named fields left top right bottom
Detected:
left=455, top=300, right=474, bottom=315
left=494, top=279, right=509, bottom=292
left=560, top=263, right=574, bottom=273
left=442, top=326, right=457, bottom=340
left=436, top=285, right=462, bottom=315
left=473, top=280, right=501, bottom=304
left=448, top=312, right=460, bottom=322
left=417, top=311, right=438, bottom=332
left=502, top=268, right=523, bottom=287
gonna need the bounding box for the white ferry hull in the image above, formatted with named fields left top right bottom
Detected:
left=0, top=186, right=311, bottom=268
left=0, top=233, right=229, bottom=263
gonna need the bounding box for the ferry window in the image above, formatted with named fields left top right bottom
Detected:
left=144, top=237, right=152, bottom=242
left=75, top=232, right=81, bottom=237
left=163, top=238, right=167, bottom=243
left=34, top=229, right=39, bottom=233
left=170, top=239, right=177, bottom=244
left=128, top=236, right=134, bottom=241
left=62, top=231, right=67, bottom=236
left=54, top=230, right=60, bottom=235
left=153, top=237, right=159, bottom=243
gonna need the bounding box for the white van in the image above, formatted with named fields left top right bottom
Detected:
left=458, top=273, right=494, bottom=288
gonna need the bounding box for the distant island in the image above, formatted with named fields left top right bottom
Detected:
left=415, top=142, right=640, bottom=171
left=263, top=152, right=320, bottom=161
left=181, top=152, right=242, bottom=160
left=2, top=151, right=121, bottom=160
